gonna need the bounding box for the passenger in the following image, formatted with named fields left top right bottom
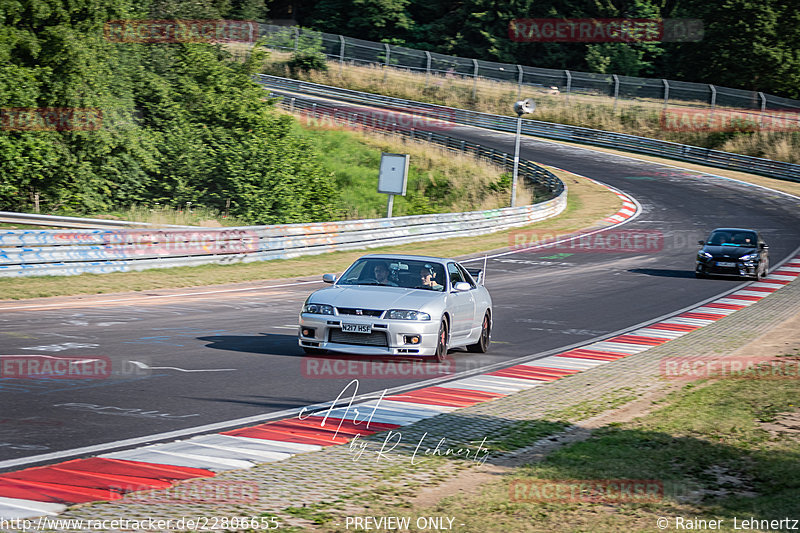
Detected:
left=419, top=264, right=442, bottom=290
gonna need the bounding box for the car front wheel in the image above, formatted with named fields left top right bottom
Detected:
left=433, top=319, right=448, bottom=363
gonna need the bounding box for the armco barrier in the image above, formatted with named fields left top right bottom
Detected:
left=258, top=75, right=800, bottom=183
left=0, top=198, right=566, bottom=277
left=0, top=211, right=189, bottom=230
left=0, top=107, right=566, bottom=277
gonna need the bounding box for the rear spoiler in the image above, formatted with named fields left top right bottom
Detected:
left=465, top=268, right=484, bottom=285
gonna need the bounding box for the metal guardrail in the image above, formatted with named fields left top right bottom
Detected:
left=0, top=105, right=566, bottom=277
left=0, top=211, right=190, bottom=230
left=255, top=24, right=800, bottom=114
left=258, top=75, right=800, bottom=183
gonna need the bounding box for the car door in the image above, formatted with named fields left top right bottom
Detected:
left=446, top=262, right=475, bottom=340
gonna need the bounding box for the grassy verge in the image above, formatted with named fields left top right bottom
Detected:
left=311, top=364, right=800, bottom=532
left=254, top=50, right=799, bottom=164
left=289, top=116, right=530, bottom=219
left=0, top=166, right=616, bottom=301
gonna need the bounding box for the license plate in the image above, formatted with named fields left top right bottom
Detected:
left=341, top=323, right=371, bottom=334
left=716, top=261, right=736, bottom=267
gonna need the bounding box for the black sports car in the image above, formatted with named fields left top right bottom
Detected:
left=695, top=228, right=769, bottom=279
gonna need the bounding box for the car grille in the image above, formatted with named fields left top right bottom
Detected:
left=336, top=307, right=384, bottom=317
left=329, top=329, right=388, bottom=347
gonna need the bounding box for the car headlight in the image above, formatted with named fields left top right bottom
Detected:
left=386, top=309, right=431, bottom=321
left=697, top=251, right=713, bottom=260
left=302, top=303, right=334, bottom=315
left=739, top=253, right=758, bottom=261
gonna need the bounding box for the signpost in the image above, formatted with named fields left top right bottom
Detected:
left=511, top=99, right=536, bottom=207
left=378, top=153, right=409, bottom=218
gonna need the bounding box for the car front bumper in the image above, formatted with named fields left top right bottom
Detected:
left=696, top=259, right=760, bottom=278
left=298, top=313, right=440, bottom=356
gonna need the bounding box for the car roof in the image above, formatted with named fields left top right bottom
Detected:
left=710, top=228, right=759, bottom=233
left=359, top=254, right=456, bottom=264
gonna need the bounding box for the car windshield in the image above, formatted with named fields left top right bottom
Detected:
left=707, top=231, right=758, bottom=247
left=338, top=259, right=446, bottom=290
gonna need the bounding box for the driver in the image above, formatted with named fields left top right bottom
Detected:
left=373, top=262, right=398, bottom=286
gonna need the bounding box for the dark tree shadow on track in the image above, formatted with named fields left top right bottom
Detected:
left=629, top=268, right=704, bottom=279
left=198, top=333, right=303, bottom=356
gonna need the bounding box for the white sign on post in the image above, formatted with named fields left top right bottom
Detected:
left=378, top=153, right=409, bottom=218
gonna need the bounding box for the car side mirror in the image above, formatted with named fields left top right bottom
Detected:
left=760, top=243, right=767, bottom=249
left=453, top=282, right=471, bottom=292
left=697, top=240, right=705, bottom=245
left=322, top=273, right=337, bottom=283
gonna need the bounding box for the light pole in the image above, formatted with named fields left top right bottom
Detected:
left=511, top=98, right=535, bottom=207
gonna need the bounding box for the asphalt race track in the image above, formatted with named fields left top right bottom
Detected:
left=1, top=96, right=798, bottom=471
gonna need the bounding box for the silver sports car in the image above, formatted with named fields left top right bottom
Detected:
left=298, top=254, right=492, bottom=361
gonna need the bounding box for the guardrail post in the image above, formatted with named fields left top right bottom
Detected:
left=312, top=103, right=317, bottom=121
left=425, top=51, right=431, bottom=88
left=290, top=97, right=295, bottom=113
left=472, top=59, right=479, bottom=98
left=517, top=65, right=523, bottom=100
left=339, top=35, right=345, bottom=74
left=565, top=70, right=572, bottom=104
left=612, top=74, right=620, bottom=112
left=383, top=43, right=391, bottom=82
left=662, top=79, right=670, bottom=110
left=758, top=92, right=766, bottom=127
left=709, top=84, right=716, bottom=125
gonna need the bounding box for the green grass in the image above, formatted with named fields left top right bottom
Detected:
left=489, top=420, right=569, bottom=452
left=289, top=118, right=526, bottom=220
left=309, top=364, right=800, bottom=532
left=549, top=388, right=639, bottom=422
